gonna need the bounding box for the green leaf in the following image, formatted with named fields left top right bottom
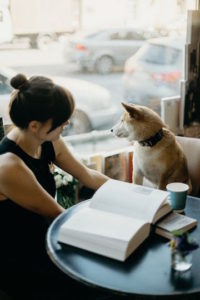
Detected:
left=171, top=230, right=184, bottom=237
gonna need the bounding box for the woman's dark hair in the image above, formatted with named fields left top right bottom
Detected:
left=9, top=74, right=75, bottom=131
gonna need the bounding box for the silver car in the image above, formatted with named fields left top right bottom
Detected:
left=0, top=67, right=119, bottom=135
left=122, top=36, right=184, bottom=113
left=63, top=28, right=162, bottom=74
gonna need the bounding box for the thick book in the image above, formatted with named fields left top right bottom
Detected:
left=57, top=179, right=171, bottom=261
left=155, top=212, right=197, bottom=240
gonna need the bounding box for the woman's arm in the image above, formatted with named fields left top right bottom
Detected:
left=0, top=153, right=64, bottom=219
left=53, top=137, right=109, bottom=190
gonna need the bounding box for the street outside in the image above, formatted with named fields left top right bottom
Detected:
left=0, top=40, right=127, bottom=154
left=0, top=40, right=124, bottom=108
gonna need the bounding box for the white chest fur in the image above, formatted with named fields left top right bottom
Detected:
left=133, top=142, right=166, bottom=183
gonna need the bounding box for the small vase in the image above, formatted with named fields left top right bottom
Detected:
left=171, top=249, right=192, bottom=272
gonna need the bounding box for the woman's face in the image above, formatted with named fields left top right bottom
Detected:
left=37, top=119, right=70, bottom=141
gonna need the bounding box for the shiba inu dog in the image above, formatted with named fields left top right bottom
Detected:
left=111, top=102, right=192, bottom=192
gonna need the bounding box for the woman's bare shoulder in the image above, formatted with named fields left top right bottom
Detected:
left=53, top=137, right=71, bottom=156
left=0, top=152, right=25, bottom=175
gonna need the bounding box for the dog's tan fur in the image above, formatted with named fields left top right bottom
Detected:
left=111, top=103, right=192, bottom=192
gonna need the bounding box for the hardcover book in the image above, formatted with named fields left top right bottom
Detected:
left=58, top=179, right=171, bottom=261
left=155, top=212, right=197, bottom=240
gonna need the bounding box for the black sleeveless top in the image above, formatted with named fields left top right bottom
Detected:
left=0, top=137, right=56, bottom=272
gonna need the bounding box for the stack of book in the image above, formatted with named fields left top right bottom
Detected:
left=88, top=145, right=134, bottom=182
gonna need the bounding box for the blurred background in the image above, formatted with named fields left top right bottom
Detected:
left=0, top=0, right=198, bottom=154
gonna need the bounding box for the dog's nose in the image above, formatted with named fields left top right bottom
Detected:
left=110, top=128, right=113, bottom=132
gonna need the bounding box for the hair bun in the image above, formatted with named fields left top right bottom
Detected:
left=10, top=74, right=28, bottom=90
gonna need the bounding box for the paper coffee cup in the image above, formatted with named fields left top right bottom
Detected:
left=166, top=182, right=189, bottom=213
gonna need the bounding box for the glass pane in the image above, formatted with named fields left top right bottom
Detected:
left=0, top=74, right=12, bottom=94
left=139, top=44, right=181, bottom=65
left=0, top=0, right=197, bottom=154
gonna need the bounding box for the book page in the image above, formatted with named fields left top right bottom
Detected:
left=156, top=212, right=198, bottom=232
left=59, top=206, right=146, bottom=242
left=90, top=179, right=169, bottom=223
left=58, top=206, right=150, bottom=260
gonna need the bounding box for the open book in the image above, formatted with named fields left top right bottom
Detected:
left=58, top=179, right=171, bottom=261
left=155, top=212, right=197, bottom=240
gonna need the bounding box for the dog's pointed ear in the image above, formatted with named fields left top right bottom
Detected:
left=121, top=102, right=141, bottom=119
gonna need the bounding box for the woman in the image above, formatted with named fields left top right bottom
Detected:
left=0, top=74, right=109, bottom=299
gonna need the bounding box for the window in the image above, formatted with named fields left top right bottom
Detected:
left=110, top=31, right=125, bottom=40
left=139, top=44, right=181, bottom=65
left=0, top=74, right=12, bottom=94
left=126, top=31, right=145, bottom=40
left=0, top=0, right=198, bottom=154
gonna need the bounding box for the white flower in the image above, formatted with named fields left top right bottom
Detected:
left=54, top=167, right=66, bottom=176
left=62, top=176, right=69, bottom=186
left=54, top=174, right=63, bottom=188
left=65, top=173, right=73, bottom=182
left=54, top=166, right=77, bottom=190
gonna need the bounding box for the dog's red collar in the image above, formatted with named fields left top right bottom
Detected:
left=139, top=129, right=163, bottom=147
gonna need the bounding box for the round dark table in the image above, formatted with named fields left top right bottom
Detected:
left=46, top=196, right=200, bottom=299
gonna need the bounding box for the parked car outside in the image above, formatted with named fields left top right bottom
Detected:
left=62, top=27, right=164, bottom=74
left=122, top=36, right=184, bottom=113
left=0, top=67, right=119, bottom=136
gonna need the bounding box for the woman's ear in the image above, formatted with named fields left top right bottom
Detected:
left=28, top=120, right=41, bottom=133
